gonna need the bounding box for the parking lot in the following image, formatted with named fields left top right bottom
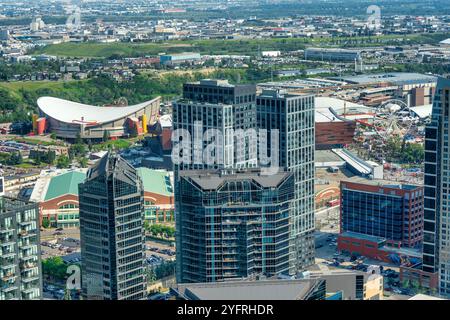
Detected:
left=314, top=230, right=412, bottom=298
left=145, top=239, right=176, bottom=267
left=40, top=228, right=176, bottom=263
left=40, top=228, right=81, bottom=260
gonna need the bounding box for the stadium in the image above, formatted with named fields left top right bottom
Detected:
left=36, top=96, right=161, bottom=140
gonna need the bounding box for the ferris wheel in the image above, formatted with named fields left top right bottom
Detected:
left=373, top=99, right=414, bottom=142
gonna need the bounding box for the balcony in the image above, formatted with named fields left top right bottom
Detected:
left=20, top=262, right=37, bottom=270
left=0, top=262, right=15, bottom=270
left=1, top=273, right=17, bottom=282
left=21, top=275, right=40, bottom=283
left=0, top=228, right=14, bottom=234
left=18, top=221, right=33, bottom=227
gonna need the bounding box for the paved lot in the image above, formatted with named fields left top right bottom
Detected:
left=40, top=228, right=175, bottom=261
left=40, top=228, right=81, bottom=259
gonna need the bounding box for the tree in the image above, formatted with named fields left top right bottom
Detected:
left=8, top=152, right=23, bottom=165
left=75, top=132, right=83, bottom=145
left=56, top=155, right=70, bottom=168
left=78, top=157, right=88, bottom=168
left=42, top=257, right=68, bottom=280
left=103, top=130, right=110, bottom=142
left=42, top=218, right=50, bottom=229
left=69, top=143, right=86, bottom=160
left=46, top=150, right=56, bottom=165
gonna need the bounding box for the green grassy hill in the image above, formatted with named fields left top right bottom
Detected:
left=34, top=33, right=448, bottom=58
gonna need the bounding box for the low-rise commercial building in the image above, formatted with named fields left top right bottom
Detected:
left=340, top=181, right=424, bottom=249
left=30, top=168, right=174, bottom=228
left=305, top=48, right=361, bottom=62
left=160, top=52, right=201, bottom=65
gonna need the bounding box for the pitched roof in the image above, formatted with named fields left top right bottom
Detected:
left=137, top=168, right=173, bottom=197
left=44, top=171, right=87, bottom=201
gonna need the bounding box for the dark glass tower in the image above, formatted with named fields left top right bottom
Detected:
left=79, top=152, right=146, bottom=300
left=423, top=76, right=450, bottom=297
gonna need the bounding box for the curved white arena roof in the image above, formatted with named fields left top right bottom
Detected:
left=37, top=97, right=159, bottom=125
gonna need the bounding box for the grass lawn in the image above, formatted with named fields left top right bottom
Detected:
left=92, top=139, right=133, bottom=151
left=34, top=33, right=448, bottom=58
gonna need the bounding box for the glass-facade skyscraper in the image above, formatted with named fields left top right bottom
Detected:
left=176, top=169, right=295, bottom=283
left=0, top=196, right=42, bottom=300
left=79, top=152, right=146, bottom=300
left=173, top=79, right=258, bottom=170
left=257, top=89, right=316, bottom=272
left=423, top=76, right=450, bottom=297
left=173, top=79, right=260, bottom=283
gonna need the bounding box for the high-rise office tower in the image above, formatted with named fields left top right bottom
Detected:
left=177, top=169, right=295, bottom=283
left=423, top=76, right=450, bottom=297
left=0, top=196, right=42, bottom=300
left=257, top=89, right=316, bottom=272
left=79, top=152, right=146, bottom=300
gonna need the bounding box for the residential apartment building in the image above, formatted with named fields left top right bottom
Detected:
left=78, top=152, right=146, bottom=300
left=172, top=79, right=258, bottom=171
left=176, top=169, right=295, bottom=283
left=0, top=196, right=42, bottom=300
left=257, top=89, right=316, bottom=271
left=173, top=79, right=260, bottom=284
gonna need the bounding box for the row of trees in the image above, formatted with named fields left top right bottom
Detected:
left=147, top=261, right=176, bottom=284
left=144, top=222, right=175, bottom=239
left=42, top=257, right=70, bottom=281
left=386, top=136, right=425, bottom=164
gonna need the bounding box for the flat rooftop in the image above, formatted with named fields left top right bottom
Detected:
left=176, top=279, right=320, bottom=300
left=180, top=169, right=292, bottom=190
left=315, top=150, right=343, bottom=163
left=341, top=179, right=422, bottom=190
left=340, top=231, right=386, bottom=244
left=329, top=72, right=437, bottom=85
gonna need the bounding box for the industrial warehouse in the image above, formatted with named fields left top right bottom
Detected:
left=36, top=96, right=161, bottom=140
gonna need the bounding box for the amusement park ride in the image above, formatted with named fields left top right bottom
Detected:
left=339, top=98, right=427, bottom=162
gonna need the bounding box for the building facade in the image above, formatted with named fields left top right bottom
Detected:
left=340, top=181, right=424, bottom=248
left=423, top=76, right=450, bottom=297
left=37, top=97, right=160, bottom=140
left=136, top=168, right=175, bottom=224
left=0, top=197, right=42, bottom=300
left=32, top=168, right=174, bottom=229
left=173, top=79, right=258, bottom=170
left=78, top=152, right=146, bottom=300
left=315, top=121, right=356, bottom=150
left=305, top=48, right=361, bottom=62
left=257, top=89, right=316, bottom=271
left=176, top=169, right=295, bottom=283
